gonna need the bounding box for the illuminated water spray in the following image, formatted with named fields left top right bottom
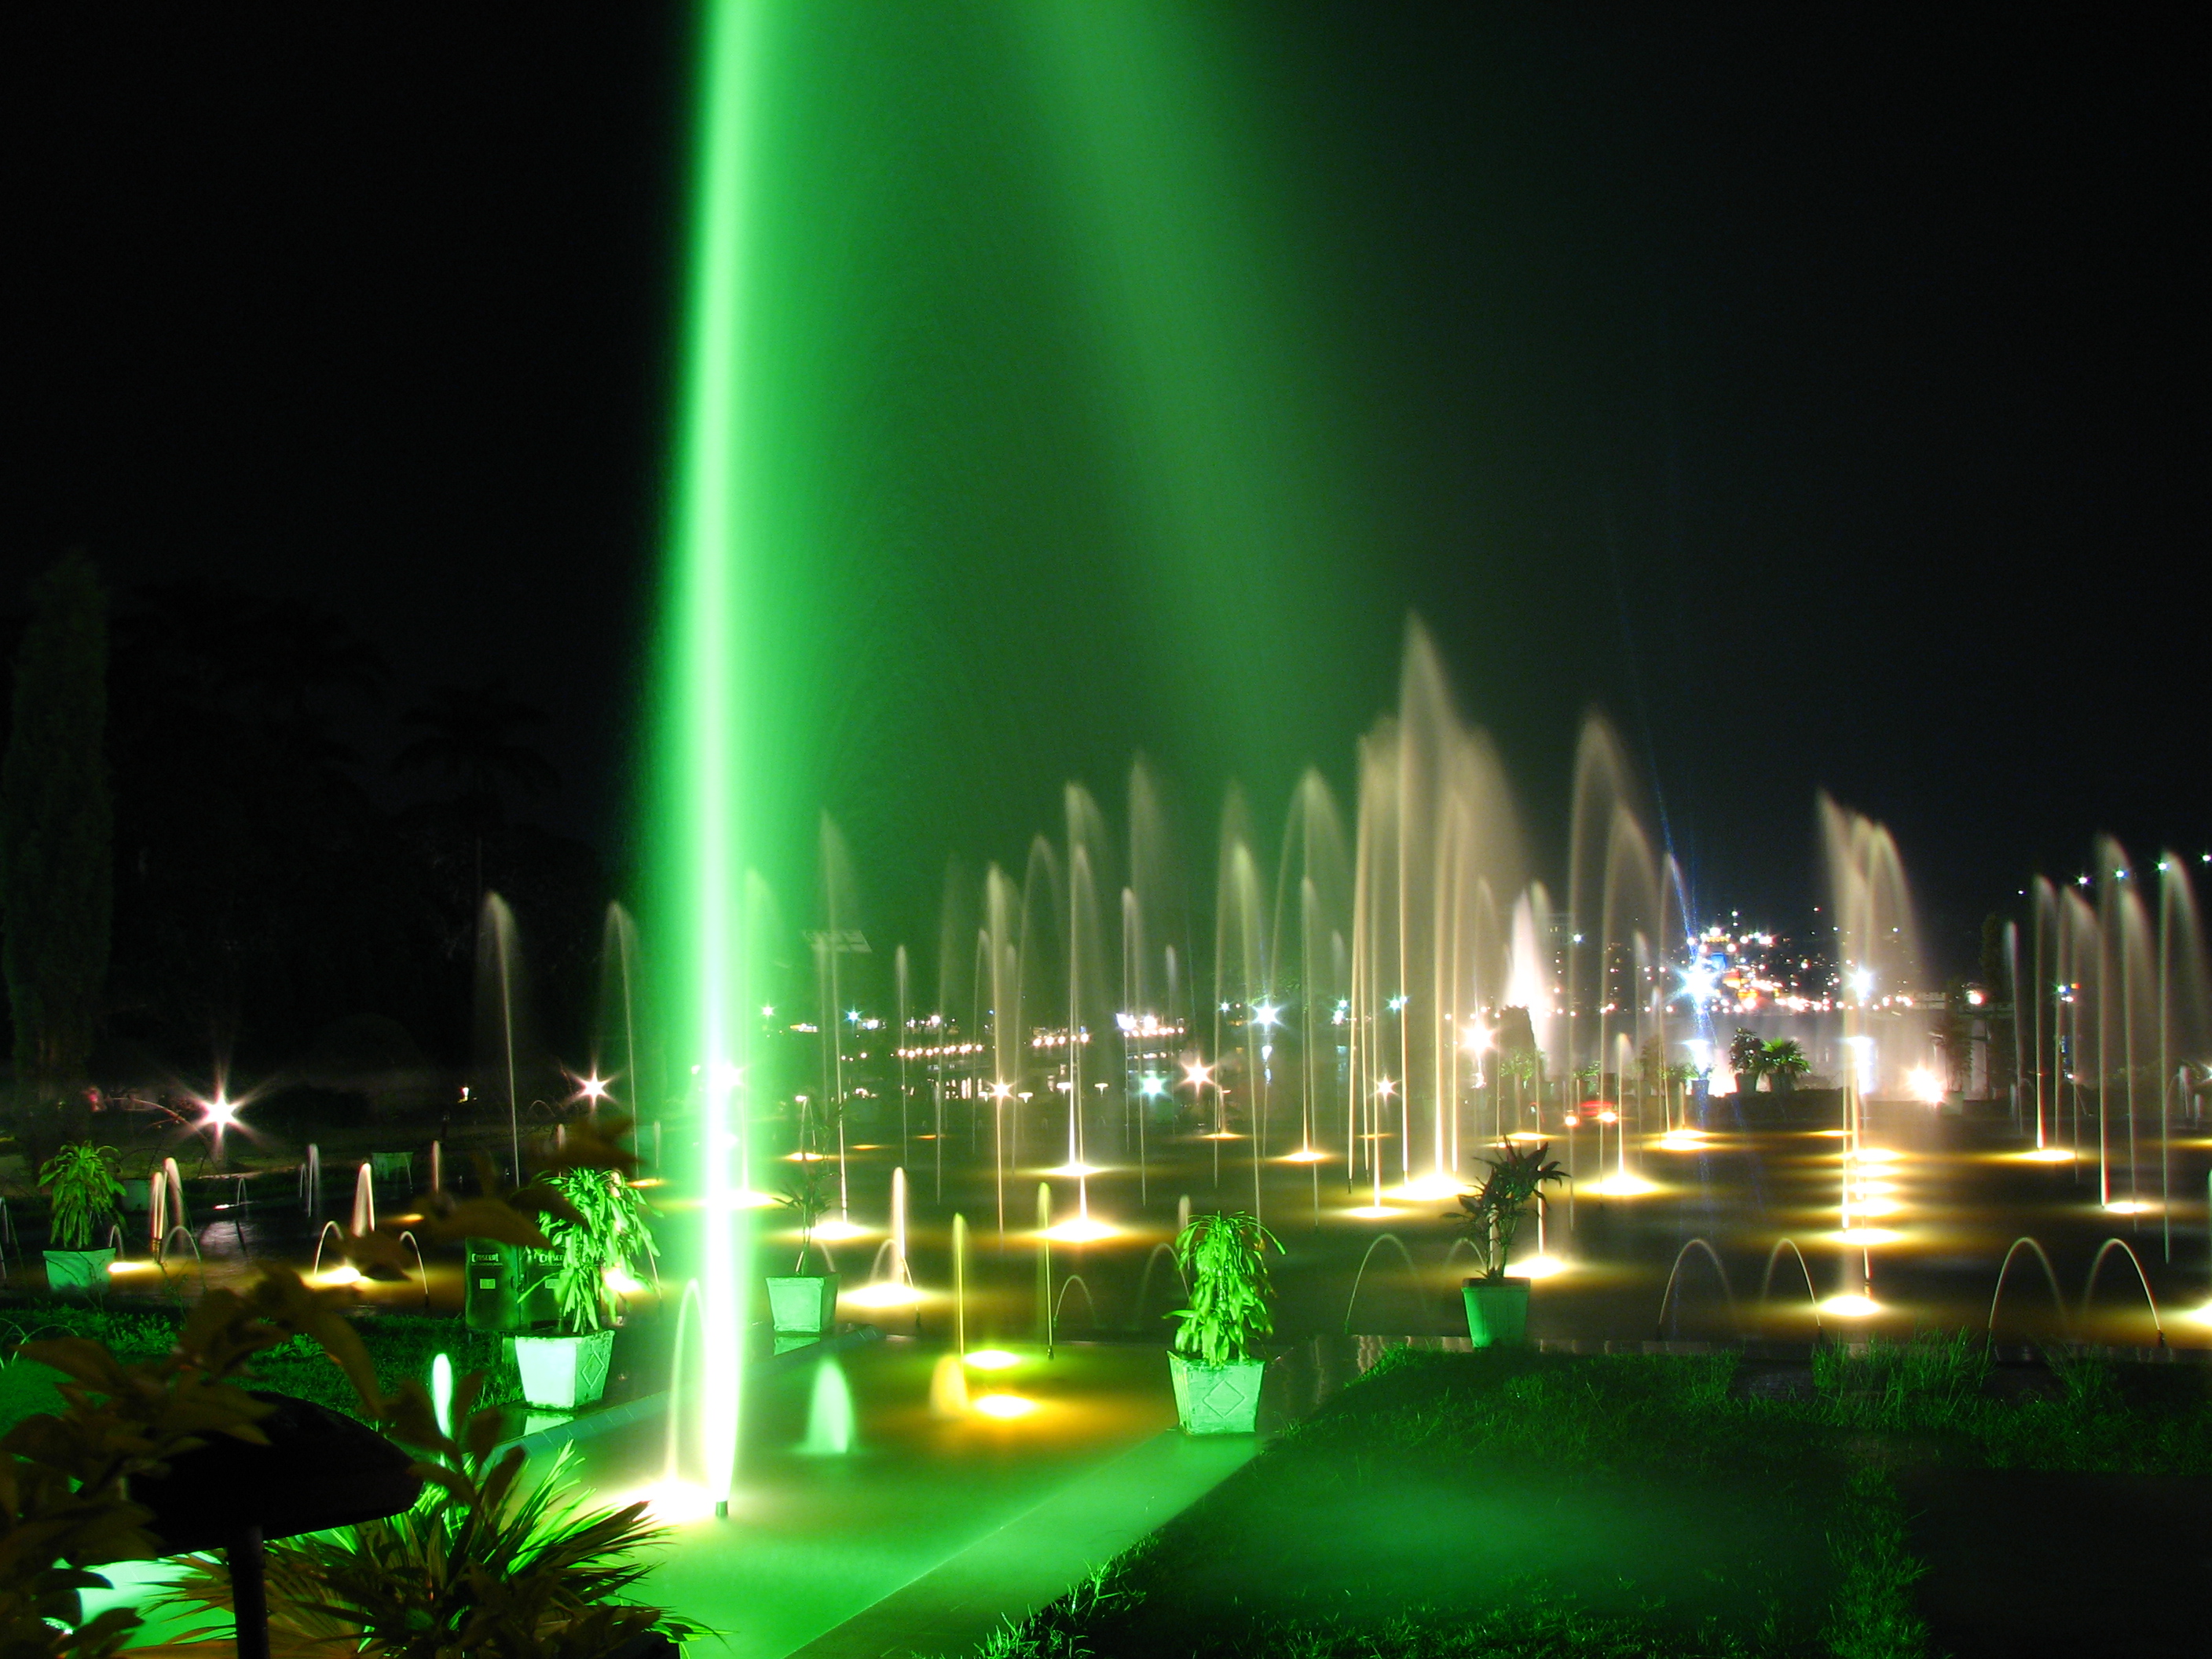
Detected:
left=657, top=0, right=767, bottom=1516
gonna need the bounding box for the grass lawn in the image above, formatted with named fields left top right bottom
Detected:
left=969, top=1339, right=2211, bottom=1659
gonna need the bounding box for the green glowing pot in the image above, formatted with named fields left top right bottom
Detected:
left=514, top=1329, right=615, bottom=1411
left=43, top=1247, right=115, bottom=1297
left=767, top=1273, right=840, bottom=1335
left=1169, top=1352, right=1265, bottom=1435
left=1463, top=1277, right=1530, bottom=1347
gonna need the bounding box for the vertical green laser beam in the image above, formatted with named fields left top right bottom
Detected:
left=661, top=0, right=763, bottom=1512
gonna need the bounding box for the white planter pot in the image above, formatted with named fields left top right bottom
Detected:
left=44, top=1248, right=116, bottom=1296
left=514, top=1328, right=616, bottom=1410
left=766, top=1274, right=839, bottom=1335
left=1168, top=1352, right=1265, bottom=1435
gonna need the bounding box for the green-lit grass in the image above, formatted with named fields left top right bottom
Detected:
left=960, top=1339, right=2212, bottom=1659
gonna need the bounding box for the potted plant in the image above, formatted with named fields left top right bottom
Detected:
left=1164, top=1209, right=1280, bottom=1435
left=1450, top=1138, right=1566, bottom=1347
left=38, top=1142, right=125, bottom=1295
left=512, top=1168, right=657, bottom=1412
left=766, top=1162, right=839, bottom=1335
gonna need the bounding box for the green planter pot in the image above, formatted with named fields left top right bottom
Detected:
left=1463, top=1277, right=1531, bottom=1348
left=43, top=1248, right=115, bottom=1297
left=514, top=1328, right=615, bottom=1410
left=767, top=1273, right=840, bottom=1335
left=1169, top=1351, right=1265, bottom=1434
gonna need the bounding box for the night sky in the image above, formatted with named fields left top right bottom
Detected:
left=8, top=5, right=2202, bottom=977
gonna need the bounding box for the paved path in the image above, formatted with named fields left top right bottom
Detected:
left=787, top=1427, right=1261, bottom=1659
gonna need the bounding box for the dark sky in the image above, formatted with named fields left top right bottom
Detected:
left=7, top=5, right=2202, bottom=977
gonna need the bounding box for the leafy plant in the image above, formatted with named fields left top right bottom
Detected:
left=1727, top=1027, right=1764, bottom=1090
left=531, top=1169, right=658, bottom=1335
left=1448, top=1139, right=1566, bottom=1280
left=1760, top=1038, right=1810, bottom=1093
left=778, top=1160, right=834, bottom=1274
left=36, top=1144, right=123, bottom=1252
left=0, top=1269, right=381, bottom=1658
left=1166, top=1210, right=1281, bottom=1366
left=165, top=1371, right=705, bottom=1659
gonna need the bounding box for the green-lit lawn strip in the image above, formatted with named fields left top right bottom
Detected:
left=968, top=1339, right=2212, bottom=1659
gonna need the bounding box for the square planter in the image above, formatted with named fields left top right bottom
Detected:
left=767, top=1273, right=839, bottom=1335
left=514, top=1328, right=615, bottom=1411
left=1463, top=1276, right=1531, bottom=1347
left=44, top=1248, right=115, bottom=1297
left=1169, top=1351, right=1265, bottom=1434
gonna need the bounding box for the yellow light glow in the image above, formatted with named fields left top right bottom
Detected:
left=731, top=1188, right=784, bottom=1209
left=2102, top=1199, right=2153, bottom=1215
left=1282, top=1147, right=1329, bottom=1163
left=1048, top=1161, right=1101, bottom=1178
left=603, top=1267, right=646, bottom=1296
left=962, top=1348, right=1023, bottom=1371
left=105, top=1259, right=153, bottom=1275
left=1582, top=1174, right=1659, bottom=1198
left=1504, top=1130, right=1547, bottom=1144
left=612, top=1481, right=718, bottom=1525
left=2183, top=1302, right=2212, bottom=1329
left=1849, top=1147, right=1899, bottom=1164
left=1848, top=1198, right=1901, bottom=1218
left=842, top=1281, right=924, bottom=1309
left=970, top=1393, right=1035, bottom=1419
left=1834, top=1228, right=1902, bottom=1246
left=1822, top=1293, right=1881, bottom=1318
left=1393, top=1174, right=1464, bottom=1202
left=2019, top=1147, right=2075, bottom=1163
left=1656, top=1132, right=1706, bottom=1152
left=1041, top=1216, right=1119, bottom=1243
left=812, top=1218, right=870, bottom=1242
left=786, top=1151, right=826, bottom=1163
left=1507, top=1254, right=1567, bottom=1279
left=1906, top=1066, right=1946, bottom=1105
left=1345, top=1204, right=1400, bottom=1219
left=1200, top=1130, right=1241, bottom=1141
left=316, top=1265, right=363, bottom=1287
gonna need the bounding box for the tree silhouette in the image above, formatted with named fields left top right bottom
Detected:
left=395, top=680, right=559, bottom=907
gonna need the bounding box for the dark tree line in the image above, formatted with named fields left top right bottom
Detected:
left=1, top=560, right=610, bottom=1132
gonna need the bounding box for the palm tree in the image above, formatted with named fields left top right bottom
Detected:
left=1760, top=1038, right=1811, bottom=1095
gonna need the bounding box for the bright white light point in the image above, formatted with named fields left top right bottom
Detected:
left=1376, top=1077, right=1396, bottom=1098
left=1507, top=1254, right=1567, bottom=1280
left=1657, top=1132, right=1705, bottom=1152
left=602, top=1266, right=645, bottom=1296
left=1850, top=1147, right=1899, bottom=1164
left=1042, top=1216, right=1118, bottom=1243
left=1182, top=1060, right=1212, bottom=1087
left=1282, top=1147, right=1328, bottom=1163
left=2103, top=1199, right=2152, bottom=1215
left=812, top=1217, right=870, bottom=1242
left=2020, top=1147, right=2074, bottom=1163
left=1345, top=1204, right=1399, bottom=1219
left=1849, top=1198, right=1901, bottom=1218
left=1252, top=1001, right=1282, bottom=1028
left=970, top=1393, right=1035, bottom=1419
left=1848, top=969, right=1875, bottom=998
left=1049, top=1161, right=1101, bottom=1179
left=317, top=1265, right=363, bottom=1287
left=963, top=1349, right=1022, bottom=1371
left=1822, top=1293, right=1881, bottom=1319
left=1906, top=1066, right=1946, bottom=1105
left=580, top=1075, right=609, bottom=1101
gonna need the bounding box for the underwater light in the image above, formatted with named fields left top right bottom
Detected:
left=812, top=1217, right=870, bottom=1242
left=962, top=1349, right=1022, bottom=1371
left=1656, top=1132, right=1706, bottom=1152
left=316, top=1265, right=363, bottom=1287
left=1507, top=1254, right=1567, bottom=1279
left=1848, top=1147, right=1899, bottom=1164
left=1281, top=1147, right=1329, bottom=1163
left=1393, top=1174, right=1464, bottom=1202
left=1200, top=1131, right=1242, bottom=1141
left=1344, top=1204, right=1400, bottom=1219
left=2020, top=1147, right=2075, bottom=1163
left=1822, top=1293, right=1881, bottom=1318
left=971, top=1393, right=1035, bottom=1419
left=2102, top=1199, right=2152, bottom=1215
left=615, top=1481, right=719, bottom=1525
left=1834, top=1228, right=1902, bottom=1246
left=843, top=1281, right=923, bottom=1309
left=1042, top=1216, right=1119, bottom=1243
left=1582, top=1174, right=1658, bottom=1198
left=1049, top=1161, right=1101, bottom=1178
